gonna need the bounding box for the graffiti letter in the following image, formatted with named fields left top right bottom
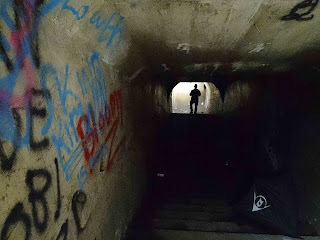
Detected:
left=98, top=12, right=124, bottom=48
left=54, top=158, right=62, bottom=221
left=62, top=0, right=89, bottom=21
left=53, top=120, right=72, bottom=166
left=56, top=219, right=68, bottom=240
left=76, top=104, right=99, bottom=173
left=281, top=0, right=319, bottom=21
left=105, top=117, right=126, bottom=172
left=56, top=65, right=84, bottom=141
left=1, top=202, right=31, bottom=240
left=29, top=89, right=50, bottom=151
left=26, top=169, right=52, bottom=233
left=40, top=65, right=55, bottom=136
left=72, top=190, right=87, bottom=233
left=0, top=109, right=21, bottom=171
left=90, top=11, right=106, bottom=28
left=0, top=31, right=13, bottom=71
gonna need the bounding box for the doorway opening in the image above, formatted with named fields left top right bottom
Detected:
left=171, top=82, right=217, bottom=114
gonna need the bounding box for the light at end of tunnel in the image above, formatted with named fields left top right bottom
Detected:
left=172, top=82, right=211, bottom=114
left=173, top=82, right=195, bottom=93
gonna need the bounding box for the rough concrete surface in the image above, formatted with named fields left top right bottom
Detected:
left=153, top=229, right=320, bottom=240
left=0, top=0, right=169, bottom=239
left=1, top=0, right=320, bottom=239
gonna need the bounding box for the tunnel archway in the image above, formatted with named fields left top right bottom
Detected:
left=171, top=82, right=219, bottom=114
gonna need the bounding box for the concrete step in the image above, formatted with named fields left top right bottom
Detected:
left=152, top=218, right=263, bottom=234
left=152, top=210, right=233, bottom=222
left=162, top=195, right=231, bottom=205
left=158, top=202, right=231, bottom=213
left=166, top=196, right=230, bottom=204
left=153, top=229, right=319, bottom=240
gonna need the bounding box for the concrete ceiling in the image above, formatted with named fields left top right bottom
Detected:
left=115, top=0, right=320, bottom=72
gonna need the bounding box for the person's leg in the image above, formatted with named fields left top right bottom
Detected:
left=190, top=101, right=193, bottom=113
left=195, top=101, right=198, bottom=113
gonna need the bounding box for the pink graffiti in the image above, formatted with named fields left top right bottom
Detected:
left=1, top=0, right=39, bottom=108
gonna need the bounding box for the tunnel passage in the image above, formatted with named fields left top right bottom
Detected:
left=128, top=67, right=320, bottom=239
left=152, top=73, right=259, bottom=200
left=2, top=0, right=320, bottom=239
left=153, top=114, right=255, bottom=199
left=171, top=82, right=217, bottom=114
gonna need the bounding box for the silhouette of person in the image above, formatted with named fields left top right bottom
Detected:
left=190, top=84, right=201, bottom=114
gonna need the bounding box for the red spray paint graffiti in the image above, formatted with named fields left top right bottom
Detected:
left=76, top=89, right=125, bottom=174
left=76, top=105, right=100, bottom=173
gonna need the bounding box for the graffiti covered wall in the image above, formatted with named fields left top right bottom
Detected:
left=0, top=0, right=147, bottom=239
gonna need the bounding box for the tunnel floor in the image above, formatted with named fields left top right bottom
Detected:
left=125, top=113, right=318, bottom=239
left=125, top=113, right=264, bottom=239
left=152, top=113, right=256, bottom=200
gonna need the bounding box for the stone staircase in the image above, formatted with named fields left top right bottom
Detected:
left=125, top=194, right=318, bottom=240
left=152, top=230, right=318, bottom=240
left=151, top=196, right=263, bottom=233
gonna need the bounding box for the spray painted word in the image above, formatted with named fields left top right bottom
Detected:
left=1, top=158, right=88, bottom=239
left=41, top=0, right=124, bottom=49
left=0, top=0, right=45, bottom=158
left=76, top=89, right=125, bottom=189
left=281, top=0, right=319, bottom=21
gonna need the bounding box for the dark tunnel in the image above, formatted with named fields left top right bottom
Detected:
left=125, top=65, right=320, bottom=239
left=2, top=1, right=320, bottom=239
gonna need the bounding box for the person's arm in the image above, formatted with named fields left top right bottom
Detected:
left=198, top=90, right=201, bottom=96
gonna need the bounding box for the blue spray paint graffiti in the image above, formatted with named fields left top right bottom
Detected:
left=42, top=51, right=119, bottom=189
left=0, top=0, right=44, bottom=148
left=0, top=0, right=125, bottom=176
left=90, top=11, right=124, bottom=48
left=41, top=0, right=124, bottom=49
left=62, top=0, right=89, bottom=21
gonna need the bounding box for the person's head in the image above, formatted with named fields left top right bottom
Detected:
left=194, top=84, right=197, bottom=89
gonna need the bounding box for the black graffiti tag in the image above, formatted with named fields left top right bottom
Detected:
left=26, top=169, right=52, bottom=234
left=54, top=158, right=62, bottom=221
left=1, top=202, right=32, bottom=240
left=0, top=0, right=44, bottom=72
left=56, top=220, right=68, bottom=240
left=0, top=109, right=21, bottom=171
left=0, top=32, right=13, bottom=72
left=72, top=190, right=87, bottom=233
left=0, top=88, right=52, bottom=172
left=281, top=0, right=319, bottom=21
left=30, top=89, right=50, bottom=151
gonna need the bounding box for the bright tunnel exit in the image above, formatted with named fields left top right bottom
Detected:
left=172, top=82, right=216, bottom=114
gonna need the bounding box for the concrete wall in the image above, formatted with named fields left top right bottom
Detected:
left=277, top=71, right=320, bottom=235
left=0, top=1, right=169, bottom=239
left=206, top=80, right=252, bottom=116
left=2, top=0, right=320, bottom=238
left=242, top=70, right=320, bottom=235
